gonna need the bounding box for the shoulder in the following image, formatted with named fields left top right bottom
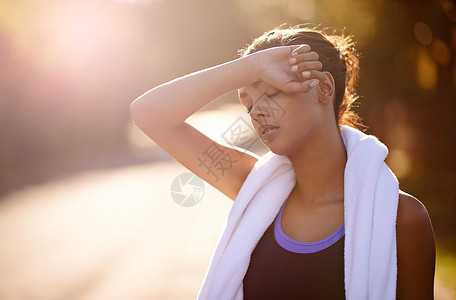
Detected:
left=396, top=190, right=435, bottom=299
left=397, top=191, right=432, bottom=229
left=396, top=190, right=435, bottom=254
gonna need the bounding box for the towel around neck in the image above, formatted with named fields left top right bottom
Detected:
left=198, top=125, right=399, bottom=300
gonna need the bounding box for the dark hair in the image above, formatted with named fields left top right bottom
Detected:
left=239, top=25, right=364, bottom=129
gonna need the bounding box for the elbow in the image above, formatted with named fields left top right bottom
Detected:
left=129, top=98, right=165, bottom=134
left=129, top=99, right=141, bottom=125
left=129, top=99, right=150, bottom=129
left=130, top=93, right=177, bottom=132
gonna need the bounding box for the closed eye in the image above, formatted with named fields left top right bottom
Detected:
left=244, top=90, right=279, bottom=114
left=266, top=90, right=280, bottom=98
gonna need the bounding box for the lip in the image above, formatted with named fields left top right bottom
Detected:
left=258, top=124, right=279, bottom=141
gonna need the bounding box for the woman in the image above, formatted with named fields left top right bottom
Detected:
left=130, top=26, right=435, bottom=299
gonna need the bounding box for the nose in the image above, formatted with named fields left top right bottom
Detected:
left=250, top=99, right=272, bottom=122
left=250, top=105, right=267, bottom=122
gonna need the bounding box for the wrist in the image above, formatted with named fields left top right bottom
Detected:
left=239, top=52, right=261, bottom=85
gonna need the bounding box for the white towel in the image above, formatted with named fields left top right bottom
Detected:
left=197, top=125, right=399, bottom=300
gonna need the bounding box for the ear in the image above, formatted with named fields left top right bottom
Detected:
left=318, top=71, right=336, bottom=105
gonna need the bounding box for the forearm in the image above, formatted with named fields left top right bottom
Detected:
left=130, top=54, right=258, bottom=129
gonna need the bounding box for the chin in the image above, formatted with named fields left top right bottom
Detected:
left=263, top=141, right=293, bottom=156
left=263, top=135, right=309, bottom=157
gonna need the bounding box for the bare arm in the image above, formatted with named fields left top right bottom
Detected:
left=130, top=45, right=322, bottom=200
left=396, top=191, right=436, bottom=299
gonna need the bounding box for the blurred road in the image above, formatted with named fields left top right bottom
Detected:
left=0, top=159, right=233, bottom=300
left=0, top=104, right=260, bottom=300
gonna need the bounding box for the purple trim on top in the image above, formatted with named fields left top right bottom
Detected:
left=274, top=198, right=345, bottom=254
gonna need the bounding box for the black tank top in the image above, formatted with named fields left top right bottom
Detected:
left=243, top=199, right=346, bottom=300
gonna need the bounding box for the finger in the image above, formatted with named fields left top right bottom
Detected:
left=301, top=70, right=328, bottom=82
left=291, top=60, right=323, bottom=72
left=282, top=78, right=320, bottom=94
left=291, top=44, right=311, bottom=56
left=289, top=51, right=319, bottom=65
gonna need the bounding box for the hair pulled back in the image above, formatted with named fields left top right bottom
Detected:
left=239, top=25, right=364, bottom=129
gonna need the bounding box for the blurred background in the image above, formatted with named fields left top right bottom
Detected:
left=0, top=0, right=455, bottom=299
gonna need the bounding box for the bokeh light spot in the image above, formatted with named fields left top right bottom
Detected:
left=387, top=149, right=412, bottom=180
left=414, top=22, right=433, bottom=46
left=416, top=48, right=438, bottom=91
left=442, top=0, right=456, bottom=22
left=430, top=39, right=451, bottom=66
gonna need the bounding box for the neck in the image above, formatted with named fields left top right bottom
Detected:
left=287, top=123, right=347, bottom=207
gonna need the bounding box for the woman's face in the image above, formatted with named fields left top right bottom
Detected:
left=238, top=81, right=326, bottom=156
